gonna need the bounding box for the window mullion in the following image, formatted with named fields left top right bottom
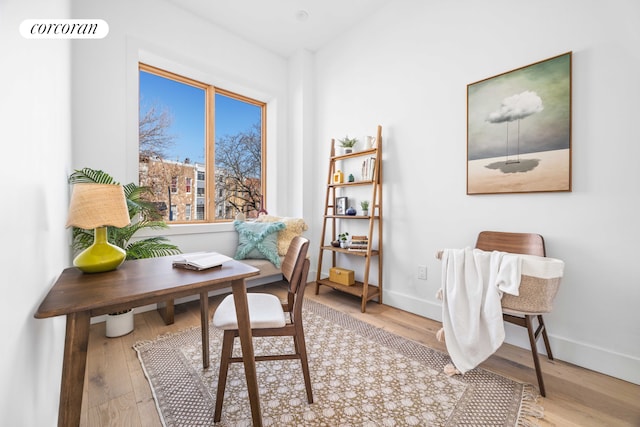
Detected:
left=206, top=85, right=216, bottom=222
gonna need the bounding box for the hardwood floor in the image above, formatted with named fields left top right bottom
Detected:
left=80, top=283, right=640, bottom=426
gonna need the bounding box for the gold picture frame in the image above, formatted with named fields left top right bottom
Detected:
left=467, top=52, right=572, bottom=194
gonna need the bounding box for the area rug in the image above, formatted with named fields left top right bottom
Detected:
left=134, top=299, right=543, bottom=426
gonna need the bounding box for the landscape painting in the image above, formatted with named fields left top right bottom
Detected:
left=467, top=52, right=572, bottom=194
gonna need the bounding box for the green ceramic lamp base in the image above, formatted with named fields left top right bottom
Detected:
left=73, top=227, right=126, bottom=273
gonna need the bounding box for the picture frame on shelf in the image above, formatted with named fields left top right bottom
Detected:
left=335, top=197, right=347, bottom=215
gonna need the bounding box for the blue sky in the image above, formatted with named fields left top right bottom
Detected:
left=139, top=70, right=260, bottom=164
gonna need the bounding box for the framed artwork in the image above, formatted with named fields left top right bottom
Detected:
left=335, top=197, right=347, bottom=215
left=467, top=52, right=572, bottom=194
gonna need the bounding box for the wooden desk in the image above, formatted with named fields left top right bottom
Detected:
left=35, top=256, right=263, bottom=427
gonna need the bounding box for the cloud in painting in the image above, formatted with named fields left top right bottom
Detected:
left=486, top=90, right=543, bottom=123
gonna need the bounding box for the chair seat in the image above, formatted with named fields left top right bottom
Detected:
left=213, top=293, right=286, bottom=330
left=502, top=308, right=547, bottom=316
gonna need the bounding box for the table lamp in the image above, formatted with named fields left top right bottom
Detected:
left=66, top=183, right=131, bottom=273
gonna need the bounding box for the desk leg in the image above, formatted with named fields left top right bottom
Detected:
left=58, top=311, right=91, bottom=427
left=231, top=278, right=262, bottom=427
left=200, top=291, right=210, bottom=369
left=157, top=299, right=175, bottom=325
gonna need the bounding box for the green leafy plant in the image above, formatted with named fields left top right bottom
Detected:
left=68, top=168, right=181, bottom=260
left=338, top=232, right=349, bottom=242
left=360, top=200, right=370, bottom=211
left=338, top=135, right=358, bottom=148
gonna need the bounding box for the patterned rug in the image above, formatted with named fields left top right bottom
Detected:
left=134, top=299, right=542, bottom=426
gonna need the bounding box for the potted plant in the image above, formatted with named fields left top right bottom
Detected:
left=338, top=232, right=349, bottom=248
left=360, top=200, right=370, bottom=216
left=69, top=168, right=181, bottom=337
left=338, top=135, right=358, bottom=154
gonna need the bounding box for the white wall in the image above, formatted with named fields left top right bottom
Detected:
left=314, top=0, right=640, bottom=384
left=1, top=0, right=72, bottom=425
left=71, top=0, right=290, bottom=255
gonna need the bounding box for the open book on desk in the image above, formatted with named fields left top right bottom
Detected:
left=172, top=252, right=233, bottom=271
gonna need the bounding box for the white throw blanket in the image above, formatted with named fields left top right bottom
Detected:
left=438, top=247, right=522, bottom=373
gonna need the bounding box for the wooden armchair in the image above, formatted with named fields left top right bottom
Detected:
left=475, top=230, right=558, bottom=397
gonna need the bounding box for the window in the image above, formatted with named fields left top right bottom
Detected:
left=138, top=63, right=266, bottom=223
left=170, top=176, right=178, bottom=193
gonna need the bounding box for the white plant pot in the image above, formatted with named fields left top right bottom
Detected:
left=106, top=310, right=134, bottom=338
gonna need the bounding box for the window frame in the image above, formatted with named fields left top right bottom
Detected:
left=138, top=63, right=267, bottom=224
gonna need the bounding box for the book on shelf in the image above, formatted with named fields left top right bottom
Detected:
left=349, top=236, right=369, bottom=248
left=361, top=157, right=376, bottom=181
left=350, top=236, right=369, bottom=247
left=172, top=252, right=232, bottom=271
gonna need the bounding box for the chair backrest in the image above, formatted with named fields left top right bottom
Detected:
left=280, top=236, right=310, bottom=311
left=281, top=236, right=310, bottom=290
left=475, top=230, right=545, bottom=257
left=290, top=258, right=311, bottom=323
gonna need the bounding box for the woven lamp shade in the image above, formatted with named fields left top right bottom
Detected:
left=66, top=183, right=130, bottom=229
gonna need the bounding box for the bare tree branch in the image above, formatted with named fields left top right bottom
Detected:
left=139, top=100, right=175, bottom=159
left=215, top=123, right=262, bottom=216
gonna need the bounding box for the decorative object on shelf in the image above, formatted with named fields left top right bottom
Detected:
left=360, top=200, right=370, bottom=216
left=348, top=173, right=355, bottom=182
left=338, top=232, right=349, bottom=248
left=65, top=182, right=131, bottom=273
left=338, top=135, right=358, bottom=154
left=329, top=267, right=355, bottom=286
left=335, top=196, right=347, bottom=215
left=333, top=169, right=344, bottom=183
left=346, top=206, right=357, bottom=216
left=68, top=168, right=181, bottom=337
left=364, top=135, right=376, bottom=149
left=331, top=240, right=341, bottom=247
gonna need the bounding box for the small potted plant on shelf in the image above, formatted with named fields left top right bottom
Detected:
left=338, top=232, right=349, bottom=248
left=360, top=200, right=370, bottom=216
left=338, top=135, right=358, bottom=154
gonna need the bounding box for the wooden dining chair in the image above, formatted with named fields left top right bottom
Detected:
left=212, top=236, right=313, bottom=422
left=475, top=230, right=555, bottom=397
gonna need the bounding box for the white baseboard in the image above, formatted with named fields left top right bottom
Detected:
left=383, top=289, right=640, bottom=386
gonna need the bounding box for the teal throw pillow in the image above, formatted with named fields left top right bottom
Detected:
left=234, top=220, right=285, bottom=267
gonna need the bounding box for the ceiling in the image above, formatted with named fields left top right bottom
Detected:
left=167, top=0, right=392, bottom=57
